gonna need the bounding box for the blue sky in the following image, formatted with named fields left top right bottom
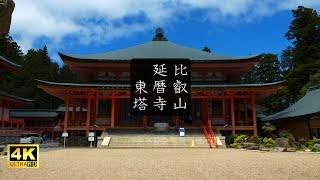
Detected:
left=9, top=1, right=320, bottom=66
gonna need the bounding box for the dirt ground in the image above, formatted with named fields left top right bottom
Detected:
left=1, top=148, right=320, bottom=180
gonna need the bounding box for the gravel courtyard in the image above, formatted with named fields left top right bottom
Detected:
left=1, top=148, right=320, bottom=180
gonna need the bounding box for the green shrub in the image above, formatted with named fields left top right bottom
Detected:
left=262, top=137, right=276, bottom=148
left=279, top=130, right=296, bottom=147
left=308, top=145, right=318, bottom=152
left=230, top=142, right=241, bottom=148
left=262, top=123, right=276, bottom=138
left=229, top=134, right=247, bottom=148
left=298, top=138, right=306, bottom=145
left=249, top=136, right=261, bottom=145
left=226, top=133, right=237, bottom=146
left=307, top=138, right=320, bottom=146
left=234, top=134, right=247, bottom=144
left=307, top=138, right=320, bottom=152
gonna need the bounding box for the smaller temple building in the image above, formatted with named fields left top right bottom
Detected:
left=262, top=85, right=320, bottom=140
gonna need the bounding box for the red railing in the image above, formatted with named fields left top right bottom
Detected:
left=201, top=122, right=218, bottom=148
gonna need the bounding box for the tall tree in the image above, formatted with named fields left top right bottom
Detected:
left=282, top=6, right=320, bottom=101
left=300, top=71, right=320, bottom=97
left=242, top=54, right=284, bottom=114
left=284, top=6, right=320, bottom=67
left=242, top=54, right=282, bottom=84
left=58, top=65, right=81, bottom=83
left=0, top=35, right=25, bottom=93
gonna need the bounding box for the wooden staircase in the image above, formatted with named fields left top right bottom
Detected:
left=201, top=123, right=223, bottom=148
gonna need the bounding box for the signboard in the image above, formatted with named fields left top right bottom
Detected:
left=101, top=137, right=111, bottom=146
left=88, top=132, right=95, bottom=137
left=179, top=128, right=185, bottom=137
left=62, top=132, right=68, bottom=137
left=8, top=144, right=39, bottom=168
left=88, top=137, right=94, bottom=142
left=130, top=59, right=191, bottom=117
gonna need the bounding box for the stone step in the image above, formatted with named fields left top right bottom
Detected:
left=98, top=128, right=216, bottom=148
left=105, top=136, right=209, bottom=148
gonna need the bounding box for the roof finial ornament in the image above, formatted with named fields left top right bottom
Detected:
left=152, top=27, right=167, bottom=41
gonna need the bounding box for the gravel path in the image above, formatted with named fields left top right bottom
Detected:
left=1, top=148, right=320, bottom=180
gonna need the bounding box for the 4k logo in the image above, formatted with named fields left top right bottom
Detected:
left=7, top=144, right=39, bottom=168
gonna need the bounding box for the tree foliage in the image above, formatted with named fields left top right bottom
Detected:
left=0, top=35, right=79, bottom=109
left=300, top=71, right=320, bottom=97
left=282, top=6, right=320, bottom=102
left=242, top=54, right=282, bottom=84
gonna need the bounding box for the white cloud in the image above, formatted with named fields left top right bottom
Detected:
left=9, top=0, right=320, bottom=63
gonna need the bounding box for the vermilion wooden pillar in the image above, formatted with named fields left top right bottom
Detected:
left=111, top=98, right=116, bottom=128
left=230, top=97, right=235, bottom=134
left=208, top=98, right=212, bottom=127
left=86, top=96, right=92, bottom=137
left=63, top=94, right=70, bottom=132
left=91, top=97, right=97, bottom=125
left=251, top=96, right=257, bottom=136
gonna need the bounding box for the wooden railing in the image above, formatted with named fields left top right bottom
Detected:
left=201, top=123, right=212, bottom=148
left=201, top=122, right=218, bottom=148
left=0, top=129, right=24, bottom=136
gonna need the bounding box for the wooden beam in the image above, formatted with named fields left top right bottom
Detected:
left=63, top=94, right=70, bottom=132
left=86, top=96, right=92, bottom=137
left=251, top=95, right=257, bottom=136
left=111, top=98, right=116, bottom=128
left=230, top=97, right=235, bottom=134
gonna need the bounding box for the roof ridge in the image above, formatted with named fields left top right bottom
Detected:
left=309, top=84, right=320, bottom=91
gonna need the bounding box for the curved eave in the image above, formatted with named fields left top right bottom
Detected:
left=262, top=86, right=320, bottom=122
left=37, top=79, right=283, bottom=100
left=0, top=91, right=33, bottom=105
left=59, top=52, right=262, bottom=63
left=37, top=79, right=283, bottom=89
left=192, top=81, right=284, bottom=89
left=37, top=79, right=130, bottom=89
left=0, top=55, right=22, bottom=71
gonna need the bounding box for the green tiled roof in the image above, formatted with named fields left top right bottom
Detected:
left=59, top=41, right=262, bottom=62
left=262, top=85, right=320, bottom=121
left=0, top=54, right=22, bottom=69
left=0, top=91, right=33, bottom=103
left=36, top=79, right=283, bottom=89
